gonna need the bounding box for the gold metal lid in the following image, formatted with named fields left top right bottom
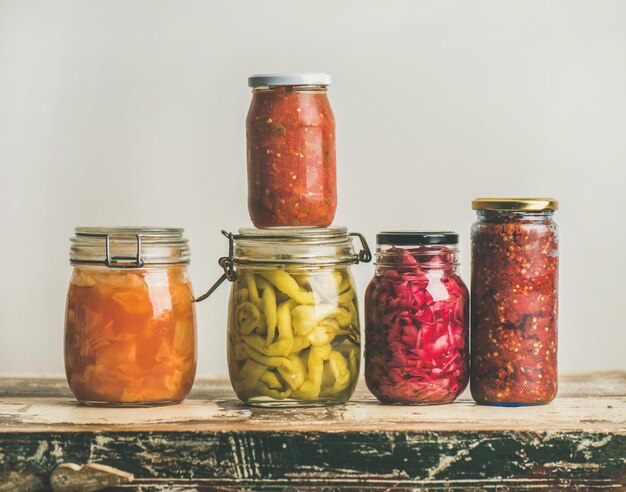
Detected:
left=472, top=197, right=558, bottom=211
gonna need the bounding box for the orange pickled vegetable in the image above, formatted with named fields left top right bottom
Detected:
left=64, top=266, right=197, bottom=405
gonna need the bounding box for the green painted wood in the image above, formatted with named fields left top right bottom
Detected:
left=1, top=430, right=624, bottom=490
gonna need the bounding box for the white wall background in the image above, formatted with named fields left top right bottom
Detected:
left=1, top=0, right=625, bottom=377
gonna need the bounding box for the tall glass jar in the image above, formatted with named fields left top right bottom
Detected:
left=65, top=227, right=197, bottom=406
left=199, top=227, right=370, bottom=407
left=471, top=198, right=559, bottom=406
left=246, top=73, right=336, bottom=228
left=365, top=232, right=469, bottom=404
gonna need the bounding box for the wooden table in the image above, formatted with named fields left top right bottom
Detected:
left=1, top=373, right=624, bottom=491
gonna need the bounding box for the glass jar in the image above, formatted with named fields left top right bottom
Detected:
left=471, top=198, right=559, bottom=406
left=365, top=232, right=469, bottom=404
left=246, top=73, right=336, bottom=228
left=198, top=227, right=370, bottom=407
left=65, top=227, right=197, bottom=406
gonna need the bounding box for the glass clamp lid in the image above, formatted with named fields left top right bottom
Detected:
left=70, top=227, right=190, bottom=268
left=232, top=227, right=370, bottom=265
left=195, top=227, right=371, bottom=303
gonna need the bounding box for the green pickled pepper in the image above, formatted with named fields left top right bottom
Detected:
left=228, top=267, right=360, bottom=405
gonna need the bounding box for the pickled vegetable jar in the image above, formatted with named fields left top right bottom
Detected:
left=365, top=232, right=469, bottom=404
left=65, top=227, right=197, bottom=406
left=471, top=198, right=559, bottom=406
left=217, top=227, right=370, bottom=406
left=246, top=73, right=336, bottom=228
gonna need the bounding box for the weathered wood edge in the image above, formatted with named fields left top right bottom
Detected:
left=1, top=372, right=625, bottom=434
left=0, top=430, right=624, bottom=490
left=2, top=404, right=625, bottom=434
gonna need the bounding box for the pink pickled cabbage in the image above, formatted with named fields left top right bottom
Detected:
left=365, top=248, right=469, bottom=404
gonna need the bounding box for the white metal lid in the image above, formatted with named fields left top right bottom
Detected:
left=248, top=73, right=331, bottom=88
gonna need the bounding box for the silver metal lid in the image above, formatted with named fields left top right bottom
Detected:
left=248, top=73, right=331, bottom=88
left=70, top=227, right=190, bottom=268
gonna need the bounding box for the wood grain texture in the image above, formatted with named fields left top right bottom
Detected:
left=0, top=373, right=624, bottom=491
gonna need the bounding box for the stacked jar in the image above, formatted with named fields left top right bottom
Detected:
left=246, top=73, right=337, bottom=228
left=198, top=73, right=372, bottom=407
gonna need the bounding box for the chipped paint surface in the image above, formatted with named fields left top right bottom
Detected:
left=0, top=430, right=624, bottom=490
left=425, top=438, right=486, bottom=479
left=0, top=374, right=624, bottom=490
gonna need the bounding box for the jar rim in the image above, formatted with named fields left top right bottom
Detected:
left=237, top=226, right=347, bottom=241
left=75, top=226, right=184, bottom=237
left=70, top=226, right=190, bottom=267
left=375, top=244, right=459, bottom=269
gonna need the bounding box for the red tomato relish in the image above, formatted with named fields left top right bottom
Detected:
left=246, top=74, right=336, bottom=228
left=470, top=198, right=558, bottom=406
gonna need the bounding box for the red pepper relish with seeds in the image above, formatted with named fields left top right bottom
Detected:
left=470, top=198, right=558, bottom=406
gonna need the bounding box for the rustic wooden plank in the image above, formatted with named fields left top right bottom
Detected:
left=0, top=373, right=624, bottom=490
left=1, top=394, right=624, bottom=433
left=1, top=375, right=624, bottom=433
